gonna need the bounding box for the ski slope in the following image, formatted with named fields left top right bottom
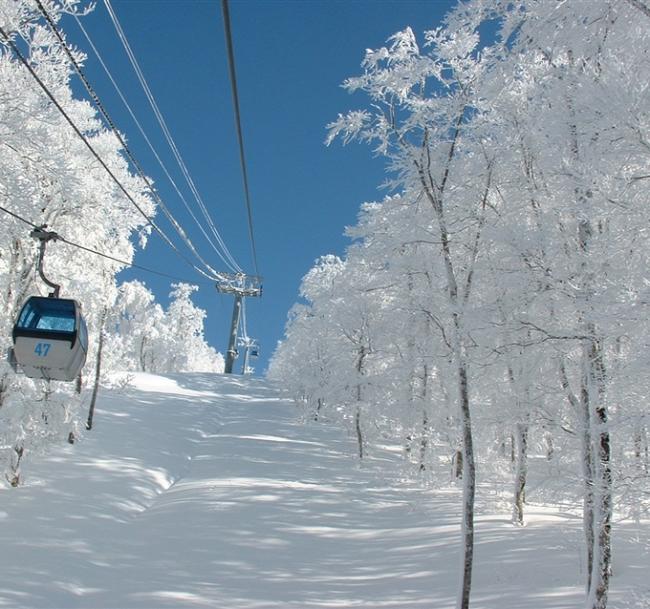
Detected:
left=0, top=373, right=646, bottom=608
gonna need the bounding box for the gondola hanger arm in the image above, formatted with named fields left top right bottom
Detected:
left=31, top=226, right=61, bottom=298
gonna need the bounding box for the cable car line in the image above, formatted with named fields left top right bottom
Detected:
left=8, top=219, right=88, bottom=383
left=102, top=0, right=244, bottom=274
left=85, top=0, right=242, bottom=274
left=0, top=204, right=209, bottom=285
left=222, top=0, right=260, bottom=278
left=35, top=0, right=235, bottom=279
left=0, top=23, right=220, bottom=283
left=69, top=8, right=241, bottom=275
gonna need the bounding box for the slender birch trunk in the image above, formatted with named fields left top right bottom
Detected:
left=457, top=355, right=475, bottom=609
left=506, top=357, right=530, bottom=526
left=566, top=51, right=612, bottom=601
left=580, top=345, right=596, bottom=589
left=355, top=407, right=363, bottom=459
left=87, top=307, right=107, bottom=431
left=419, top=364, right=430, bottom=472
left=585, top=334, right=612, bottom=609
left=355, top=344, right=367, bottom=459
left=414, top=113, right=487, bottom=609
left=512, top=422, right=528, bottom=526
left=315, top=397, right=324, bottom=422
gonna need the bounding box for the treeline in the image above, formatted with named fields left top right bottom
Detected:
left=269, top=2, right=650, bottom=608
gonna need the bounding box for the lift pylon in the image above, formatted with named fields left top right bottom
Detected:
left=216, top=273, right=261, bottom=374
left=238, top=336, right=259, bottom=375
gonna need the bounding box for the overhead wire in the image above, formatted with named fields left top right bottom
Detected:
left=34, top=0, right=230, bottom=280
left=0, top=204, right=207, bottom=284
left=0, top=22, right=219, bottom=283
left=4, top=4, right=264, bottom=361
left=102, top=0, right=243, bottom=274
left=221, top=0, right=260, bottom=278
left=68, top=6, right=241, bottom=274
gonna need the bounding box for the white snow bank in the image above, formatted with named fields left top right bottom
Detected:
left=0, top=373, right=647, bottom=608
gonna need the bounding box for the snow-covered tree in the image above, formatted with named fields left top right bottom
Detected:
left=106, top=280, right=224, bottom=375
left=159, top=282, right=224, bottom=373
left=0, top=0, right=161, bottom=483
left=272, top=2, right=650, bottom=608
left=105, top=280, right=165, bottom=372
left=0, top=0, right=225, bottom=486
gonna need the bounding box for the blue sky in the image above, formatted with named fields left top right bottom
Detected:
left=63, top=0, right=455, bottom=374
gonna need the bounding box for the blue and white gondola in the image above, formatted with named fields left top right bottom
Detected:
left=10, top=296, right=88, bottom=382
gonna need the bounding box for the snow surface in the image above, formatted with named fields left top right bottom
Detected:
left=0, top=373, right=647, bottom=608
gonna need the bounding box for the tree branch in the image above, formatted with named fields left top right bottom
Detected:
left=625, top=0, right=650, bottom=19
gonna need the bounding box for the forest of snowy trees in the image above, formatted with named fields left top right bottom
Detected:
left=0, top=1, right=222, bottom=486
left=2, top=0, right=649, bottom=607
left=270, top=1, right=650, bottom=608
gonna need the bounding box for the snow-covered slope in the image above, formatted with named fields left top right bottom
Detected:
left=0, top=373, right=646, bottom=608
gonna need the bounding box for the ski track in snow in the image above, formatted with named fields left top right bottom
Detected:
left=0, top=373, right=647, bottom=609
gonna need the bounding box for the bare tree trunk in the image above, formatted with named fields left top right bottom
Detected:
left=566, top=54, right=612, bottom=599
left=355, top=344, right=367, bottom=460
left=512, top=422, right=528, bottom=526
left=581, top=345, right=596, bottom=591
left=355, top=406, right=363, bottom=459
left=65, top=371, right=83, bottom=444
left=315, top=397, right=324, bottom=422
left=0, top=376, right=6, bottom=417
left=415, top=107, right=490, bottom=609
left=634, top=430, right=642, bottom=467
left=576, top=223, right=611, bottom=609
left=506, top=361, right=530, bottom=526
left=419, top=364, right=430, bottom=471
left=87, top=308, right=107, bottom=431
left=452, top=447, right=463, bottom=479
left=458, top=358, right=475, bottom=609
left=585, top=335, right=611, bottom=609
left=560, top=357, right=595, bottom=586
left=419, top=408, right=429, bottom=472
left=139, top=336, right=148, bottom=372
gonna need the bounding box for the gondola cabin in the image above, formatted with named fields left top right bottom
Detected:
left=11, top=296, right=88, bottom=382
